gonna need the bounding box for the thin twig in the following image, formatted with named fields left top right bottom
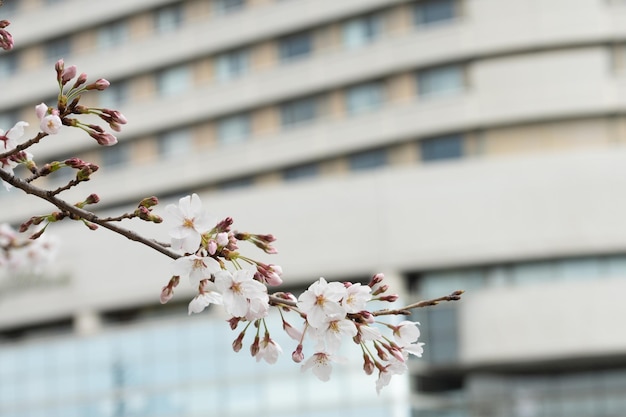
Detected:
left=0, top=132, right=47, bottom=160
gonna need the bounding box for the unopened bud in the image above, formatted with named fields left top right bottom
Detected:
left=250, top=335, right=260, bottom=357
left=368, top=273, right=384, bottom=288
left=232, top=332, right=245, bottom=353
left=378, top=294, right=399, bottom=303
left=292, top=344, right=304, bottom=363
left=61, top=65, right=77, bottom=85
left=363, top=354, right=375, bottom=375
left=85, top=194, right=100, bottom=205
left=228, top=317, right=241, bottom=330
left=160, top=286, right=174, bottom=304
left=372, top=284, right=389, bottom=296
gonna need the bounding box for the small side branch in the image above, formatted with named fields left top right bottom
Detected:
left=372, top=290, right=464, bottom=316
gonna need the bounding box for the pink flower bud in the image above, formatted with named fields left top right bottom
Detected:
left=207, top=240, right=217, bottom=255
left=250, top=335, right=260, bottom=357
left=368, top=273, right=384, bottom=287
left=92, top=78, right=110, bottom=90
left=216, top=232, right=229, bottom=246
left=35, top=103, right=48, bottom=120
left=160, top=286, right=174, bottom=304
left=89, top=131, right=118, bottom=146
left=0, top=29, right=13, bottom=51
left=292, top=344, right=304, bottom=363
left=363, top=354, right=375, bottom=375
left=232, top=332, right=245, bottom=352
left=61, top=65, right=77, bottom=84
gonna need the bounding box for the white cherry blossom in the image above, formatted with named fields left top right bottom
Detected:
left=172, top=254, right=221, bottom=286
left=166, top=193, right=214, bottom=254
left=256, top=335, right=282, bottom=364
left=392, top=321, right=421, bottom=347
left=214, top=269, right=269, bottom=319
left=301, top=351, right=341, bottom=382
left=375, top=358, right=408, bottom=394
left=297, top=277, right=347, bottom=328
left=188, top=291, right=223, bottom=315
left=310, top=317, right=357, bottom=353
left=342, top=283, right=371, bottom=313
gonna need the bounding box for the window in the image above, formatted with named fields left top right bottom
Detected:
left=283, top=163, right=318, bottom=181
left=345, top=81, right=384, bottom=115
left=216, top=114, right=251, bottom=145
left=154, top=4, right=183, bottom=33
left=219, top=177, right=253, bottom=191
left=414, top=306, right=459, bottom=364
left=156, top=65, right=191, bottom=97
left=343, top=14, right=381, bottom=50
left=97, top=21, right=128, bottom=50
left=44, top=37, right=72, bottom=62
left=100, top=143, right=130, bottom=169
left=278, top=32, right=312, bottom=62
left=280, top=97, right=318, bottom=127
left=158, top=129, right=193, bottom=159
left=420, top=134, right=464, bottom=161
left=213, top=0, right=246, bottom=15
left=98, top=81, right=129, bottom=109
left=0, top=53, right=17, bottom=80
left=214, top=49, right=249, bottom=82
left=349, top=149, right=387, bottom=171
left=417, top=64, right=464, bottom=97
left=0, top=1, right=18, bottom=16
left=414, top=0, right=457, bottom=26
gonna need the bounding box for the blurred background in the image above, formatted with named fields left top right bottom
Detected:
left=1, top=0, right=626, bottom=416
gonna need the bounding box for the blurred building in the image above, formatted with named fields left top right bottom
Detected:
left=1, top=0, right=626, bottom=416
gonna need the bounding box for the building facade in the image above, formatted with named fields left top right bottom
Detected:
left=1, top=0, right=626, bottom=416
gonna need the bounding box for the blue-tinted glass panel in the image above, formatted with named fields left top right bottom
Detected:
left=280, top=96, right=318, bottom=127
left=0, top=53, right=17, bottom=80
left=154, top=4, right=183, bottom=33
left=417, top=64, right=464, bottom=97
left=279, top=31, right=312, bottom=62
left=349, top=149, right=387, bottom=171
left=213, top=0, right=246, bottom=15
left=214, top=48, right=249, bottom=82
left=420, top=134, right=463, bottom=161
left=45, top=37, right=72, bottom=62
left=414, top=0, right=457, bottom=25
left=216, top=113, right=251, bottom=144
left=345, top=81, right=384, bottom=115
left=343, top=14, right=382, bottom=50
left=97, top=21, right=128, bottom=50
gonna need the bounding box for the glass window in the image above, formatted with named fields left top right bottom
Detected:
left=414, top=306, right=459, bottom=364
left=45, top=36, right=72, bottom=62
left=280, top=96, right=318, bottom=127
left=213, top=0, right=246, bottom=15
left=420, top=134, right=464, bottom=162
left=283, top=163, right=319, bottom=181
left=155, top=4, right=183, bottom=33
left=219, top=177, right=253, bottom=191
left=417, top=64, right=465, bottom=97
left=158, top=129, right=193, bottom=159
left=156, top=65, right=191, bottom=97
left=345, top=81, right=384, bottom=115
left=214, top=48, right=250, bottom=82
left=279, top=31, right=312, bottom=62
left=216, top=114, right=251, bottom=145
left=98, top=81, right=129, bottom=109
left=0, top=52, right=17, bottom=80
left=101, top=143, right=130, bottom=168
left=414, top=0, right=457, bottom=26
left=0, top=1, right=18, bottom=16
left=97, top=21, right=128, bottom=50
left=349, top=149, right=387, bottom=171
left=343, top=14, right=382, bottom=50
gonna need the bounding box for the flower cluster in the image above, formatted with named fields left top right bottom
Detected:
left=161, top=193, right=427, bottom=392
left=0, top=121, right=32, bottom=190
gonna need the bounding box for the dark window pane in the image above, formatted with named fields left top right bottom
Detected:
left=349, top=149, right=387, bottom=171
left=279, top=32, right=312, bottom=62
left=213, top=0, right=246, bottom=15
left=345, top=81, right=384, bottom=115
left=414, top=0, right=457, bottom=25
left=0, top=53, right=18, bottom=81
left=280, top=97, right=318, bottom=127
left=45, top=37, right=72, bottom=62
left=420, top=134, right=463, bottom=161
left=155, top=4, right=183, bottom=33
left=283, top=163, right=318, bottom=181
left=101, top=144, right=130, bottom=169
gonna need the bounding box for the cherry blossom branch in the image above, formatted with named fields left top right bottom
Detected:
left=371, top=290, right=464, bottom=316
left=0, top=132, right=46, bottom=160
left=0, top=168, right=180, bottom=260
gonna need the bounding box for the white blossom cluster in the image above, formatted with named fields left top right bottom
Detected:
left=0, top=223, right=58, bottom=274
left=164, top=193, right=424, bottom=393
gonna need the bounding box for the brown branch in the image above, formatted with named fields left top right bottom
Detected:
left=0, top=168, right=180, bottom=260
left=372, top=290, right=464, bottom=316
left=0, top=132, right=47, bottom=160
